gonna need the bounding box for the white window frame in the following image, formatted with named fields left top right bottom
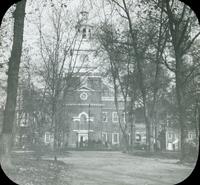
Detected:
left=45, top=132, right=51, bottom=143
left=112, top=112, right=119, bottom=123
left=122, top=112, right=126, bottom=123
left=102, top=112, right=108, bottom=122
left=112, top=133, right=119, bottom=144
left=188, top=132, right=193, bottom=139
left=168, top=132, right=173, bottom=139
left=102, top=132, right=108, bottom=142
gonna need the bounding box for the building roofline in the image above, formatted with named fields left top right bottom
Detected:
left=101, top=96, right=131, bottom=101
left=65, top=103, right=103, bottom=107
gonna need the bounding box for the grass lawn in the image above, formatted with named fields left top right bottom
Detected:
left=2, top=153, right=73, bottom=185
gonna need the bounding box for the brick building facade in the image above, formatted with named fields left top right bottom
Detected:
left=56, top=11, right=127, bottom=148
left=12, top=10, right=196, bottom=151
left=62, top=74, right=126, bottom=148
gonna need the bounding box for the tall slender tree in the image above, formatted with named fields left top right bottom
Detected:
left=1, top=0, right=27, bottom=169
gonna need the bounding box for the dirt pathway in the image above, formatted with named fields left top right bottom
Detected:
left=57, top=151, right=195, bottom=185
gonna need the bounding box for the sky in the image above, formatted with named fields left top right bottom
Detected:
left=0, top=0, right=199, bottom=106
left=0, top=0, right=107, bottom=106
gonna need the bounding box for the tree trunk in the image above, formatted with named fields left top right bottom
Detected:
left=130, top=112, right=135, bottom=152
left=145, top=115, right=153, bottom=152
left=113, top=82, right=129, bottom=151
left=175, top=53, right=187, bottom=161
left=52, top=104, right=58, bottom=161
left=113, top=75, right=129, bottom=151
left=0, top=0, right=26, bottom=169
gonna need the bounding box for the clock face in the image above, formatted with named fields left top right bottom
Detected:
left=80, top=92, right=88, bottom=100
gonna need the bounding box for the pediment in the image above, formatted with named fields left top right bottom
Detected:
left=77, top=85, right=95, bottom=92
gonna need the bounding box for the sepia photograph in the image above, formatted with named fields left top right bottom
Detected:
left=0, top=0, right=199, bottom=184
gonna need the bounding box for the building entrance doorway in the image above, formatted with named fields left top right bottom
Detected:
left=77, top=132, right=88, bottom=148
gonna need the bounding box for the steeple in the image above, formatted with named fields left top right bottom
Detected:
left=80, top=11, right=89, bottom=22
left=76, top=10, right=92, bottom=40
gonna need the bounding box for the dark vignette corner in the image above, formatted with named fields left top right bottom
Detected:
left=0, top=0, right=199, bottom=185
left=0, top=165, right=18, bottom=185
left=0, top=0, right=21, bottom=26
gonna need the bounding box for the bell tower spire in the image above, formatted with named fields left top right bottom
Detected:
left=80, top=11, right=89, bottom=23
left=76, top=10, right=93, bottom=40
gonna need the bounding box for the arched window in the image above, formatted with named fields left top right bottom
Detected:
left=80, top=114, right=87, bottom=130
left=80, top=114, right=87, bottom=124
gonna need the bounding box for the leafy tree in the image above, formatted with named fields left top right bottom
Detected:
left=157, top=0, right=200, bottom=161
left=36, top=4, right=92, bottom=160
left=97, top=0, right=171, bottom=152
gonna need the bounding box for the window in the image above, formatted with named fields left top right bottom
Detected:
left=82, top=28, right=86, bottom=38
left=45, top=132, right=51, bottom=143
left=188, top=132, right=193, bottom=139
left=122, top=112, right=126, bottom=123
left=89, top=29, right=91, bottom=38
left=102, top=132, right=108, bottom=142
left=168, top=132, right=173, bottom=139
left=112, top=133, right=119, bottom=144
left=112, top=112, right=118, bottom=123
left=136, top=133, right=141, bottom=142
left=102, top=112, right=108, bottom=122
left=80, top=114, right=87, bottom=124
